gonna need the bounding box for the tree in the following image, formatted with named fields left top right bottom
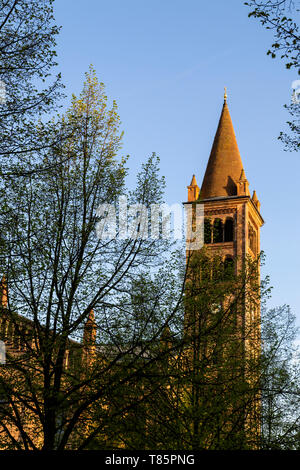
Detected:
left=0, top=68, right=182, bottom=450
left=245, top=0, right=300, bottom=152
left=1, top=112, right=300, bottom=449
left=107, top=254, right=300, bottom=451
left=0, top=69, right=299, bottom=450
left=260, top=304, right=300, bottom=449
left=121, top=251, right=266, bottom=450
left=245, top=0, right=299, bottom=71
left=278, top=101, right=300, bottom=151
left=0, top=0, right=63, bottom=173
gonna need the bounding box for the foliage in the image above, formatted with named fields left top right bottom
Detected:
left=245, top=0, right=300, bottom=72
left=93, top=251, right=266, bottom=450
left=245, top=0, right=300, bottom=152
left=0, top=69, right=180, bottom=450
left=260, top=305, right=300, bottom=449
left=278, top=101, right=300, bottom=151
left=0, top=0, right=63, bottom=162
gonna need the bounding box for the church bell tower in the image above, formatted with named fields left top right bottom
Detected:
left=184, top=91, right=264, bottom=447
left=186, top=91, right=264, bottom=273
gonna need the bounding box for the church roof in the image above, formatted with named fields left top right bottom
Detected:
left=200, top=96, right=244, bottom=199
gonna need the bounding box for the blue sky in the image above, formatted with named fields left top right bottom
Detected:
left=54, top=0, right=300, bottom=322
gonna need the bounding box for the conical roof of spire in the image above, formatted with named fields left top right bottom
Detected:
left=189, top=174, right=198, bottom=186
left=200, top=96, right=244, bottom=199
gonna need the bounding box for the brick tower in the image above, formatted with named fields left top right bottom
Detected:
left=184, top=91, right=264, bottom=447
left=187, top=90, right=264, bottom=267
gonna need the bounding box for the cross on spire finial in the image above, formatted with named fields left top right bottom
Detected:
left=224, top=86, right=227, bottom=102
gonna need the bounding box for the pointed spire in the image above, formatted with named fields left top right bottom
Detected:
left=187, top=174, right=200, bottom=202
left=237, top=168, right=250, bottom=196
left=1, top=276, right=7, bottom=309
left=190, top=174, right=197, bottom=186
left=200, top=97, right=245, bottom=199
left=252, top=190, right=261, bottom=211
left=239, top=168, right=246, bottom=181
left=83, top=309, right=97, bottom=346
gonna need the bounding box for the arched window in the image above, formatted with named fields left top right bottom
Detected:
left=204, top=218, right=212, bottom=244
left=224, top=256, right=234, bottom=279
left=224, top=218, right=234, bottom=242
left=213, top=218, right=223, bottom=243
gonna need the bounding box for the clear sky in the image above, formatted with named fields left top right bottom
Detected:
left=54, top=0, right=300, bottom=323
